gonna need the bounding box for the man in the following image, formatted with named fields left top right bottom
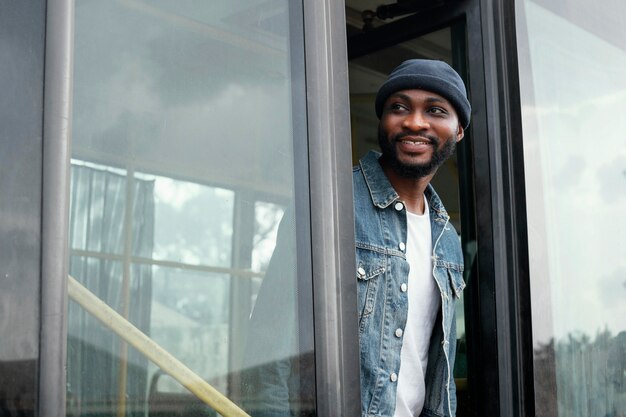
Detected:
left=243, top=59, right=469, bottom=417
left=353, top=59, right=469, bottom=417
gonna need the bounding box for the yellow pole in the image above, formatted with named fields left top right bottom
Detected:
left=67, top=275, right=251, bottom=417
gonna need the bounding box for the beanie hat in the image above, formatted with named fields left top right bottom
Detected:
left=375, top=59, right=471, bottom=128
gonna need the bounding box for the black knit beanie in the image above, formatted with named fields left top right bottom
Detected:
left=375, top=59, right=471, bottom=128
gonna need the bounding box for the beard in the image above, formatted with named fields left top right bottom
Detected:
left=378, top=126, right=457, bottom=179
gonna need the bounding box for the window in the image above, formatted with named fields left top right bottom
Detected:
left=516, top=1, right=626, bottom=416
left=67, top=1, right=313, bottom=415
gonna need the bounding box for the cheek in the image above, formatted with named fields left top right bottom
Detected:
left=380, top=117, right=403, bottom=137
left=378, top=120, right=393, bottom=139
left=437, top=122, right=460, bottom=139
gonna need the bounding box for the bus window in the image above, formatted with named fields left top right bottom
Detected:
left=516, top=1, right=626, bottom=415
left=66, top=1, right=313, bottom=416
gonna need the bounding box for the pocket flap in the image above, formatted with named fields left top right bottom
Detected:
left=355, top=248, right=386, bottom=280
left=447, top=267, right=466, bottom=298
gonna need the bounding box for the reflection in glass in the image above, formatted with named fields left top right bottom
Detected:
left=148, top=266, right=230, bottom=393
left=516, top=1, right=626, bottom=415
left=69, top=161, right=131, bottom=256
left=135, top=173, right=235, bottom=267
left=252, top=202, right=284, bottom=273
left=67, top=0, right=312, bottom=416
left=67, top=258, right=151, bottom=417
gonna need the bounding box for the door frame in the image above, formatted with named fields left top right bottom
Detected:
left=345, top=1, right=535, bottom=416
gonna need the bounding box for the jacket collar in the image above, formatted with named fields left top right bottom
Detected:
left=359, top=150, right=450, bottom=219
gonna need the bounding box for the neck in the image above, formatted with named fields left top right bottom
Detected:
left=380, top=159, right=434, bottom=215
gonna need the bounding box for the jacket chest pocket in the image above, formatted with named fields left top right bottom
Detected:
left=436, top=262, right=465, bottom=299
left=448, top=267, right=465, bottom=299
left=355, top=247, right=386, bottom=331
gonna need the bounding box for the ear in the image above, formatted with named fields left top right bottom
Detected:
left=455, top=124, right=465, bottom=142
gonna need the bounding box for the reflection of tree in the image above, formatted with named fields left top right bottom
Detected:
left=153, top=183, right=234, bottom=267
left=533, top=330, right=626, bottom=417
left=534, top=338, right=558, bottom=417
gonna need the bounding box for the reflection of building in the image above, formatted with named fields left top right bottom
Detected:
left=2, top=1, right=625, bottom=416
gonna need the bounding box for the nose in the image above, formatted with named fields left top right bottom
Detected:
left=402, top=111, right=429, bottom=131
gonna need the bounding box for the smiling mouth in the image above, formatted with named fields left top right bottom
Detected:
left=397, top=135, right=434, bottom=146
left=400, top=139, right=431, bottom=145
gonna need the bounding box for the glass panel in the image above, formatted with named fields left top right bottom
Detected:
left=252, top=201, right=284, bottom=273
left=69, top=161, right=128, bottom=255
left=67, top=257, right=149, bottom=416
left=0, top=5, right=45, bottom=413
left=0, top=7, right=43, bottom=404
left=148, top=266, right=230, bottom=392
left=135, top=172, right=235, bottom=267
left=67, top=0, right=312, bottom=416
left=516, top=1, right=626, bottom=416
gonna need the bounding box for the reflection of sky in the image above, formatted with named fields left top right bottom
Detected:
left=521, top=2, right=626, bottom=343
left=72, top=0, right=298, bottom=197
left=71, top=0, right=299, bottom=292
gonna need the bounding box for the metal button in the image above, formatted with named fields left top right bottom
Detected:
left=390, top=372, right=398, bottom=382
left=394, top=202, right=404, bottom=211
left=399, top=242, right=406, bottom=252
left=400, top=283, right=408, bottom=292
left=357, top=267, right=366, bottom=277
left=395, top=328, right=403, bottom=338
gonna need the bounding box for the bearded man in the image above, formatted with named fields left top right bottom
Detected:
left=353, top=59, right=470, bottom=417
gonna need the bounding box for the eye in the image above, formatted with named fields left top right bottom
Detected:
left=388, top=102, right=408, bottom=112
left=428, top=106, right=448, bottom=115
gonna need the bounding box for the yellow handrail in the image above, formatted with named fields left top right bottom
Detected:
left=67, top=275, right=251, bottom=417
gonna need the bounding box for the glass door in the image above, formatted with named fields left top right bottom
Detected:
left=67, top=1, right=314, bottom=416
left=516, top=1, right=626, bottom=416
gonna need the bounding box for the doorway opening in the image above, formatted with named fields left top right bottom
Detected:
left=345, top=2, right=476, bottom=416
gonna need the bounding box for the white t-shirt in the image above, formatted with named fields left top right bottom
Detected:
left=394, top=198, right=441, bottom=417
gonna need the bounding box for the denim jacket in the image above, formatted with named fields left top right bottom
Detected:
left=353, top=151, right=465, bottom=417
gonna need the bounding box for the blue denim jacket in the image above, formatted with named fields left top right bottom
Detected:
left=354, top=151, right=465, bottom=417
